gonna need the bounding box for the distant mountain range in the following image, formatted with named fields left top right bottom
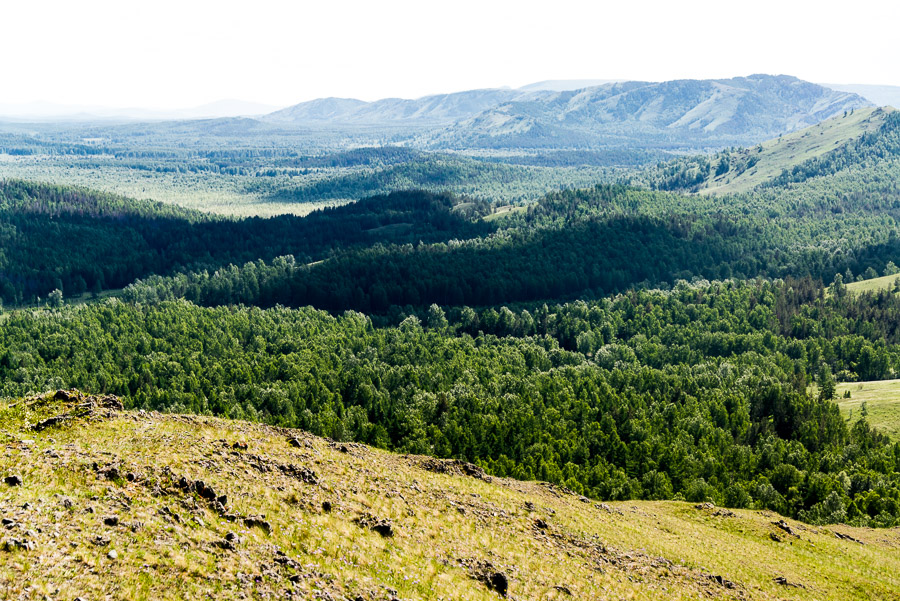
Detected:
left=1, top=75, right=886, bottom=156
left=260, top=75, right=871, bottom=151
left=0, top=99, right=279, bottom=122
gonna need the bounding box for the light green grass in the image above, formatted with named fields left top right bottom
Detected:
left=836, top=379, right=900, bottom=440
left=483, top=204, right=526, bottom=221
left=699, top=107, right=893, bottom=195
left=845, top=273, right=900, bottom=294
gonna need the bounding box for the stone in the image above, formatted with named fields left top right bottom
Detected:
left=371, top=521, right=393, bottom=538
left=107, top=549, right=118, bottom=560
left=244, top=517, right=272, bottom=534
left=194, top=480, right=217, bottom=502
left=225, top=532, right=241, bottom=543
left=489, top=572, right=508, bottom=596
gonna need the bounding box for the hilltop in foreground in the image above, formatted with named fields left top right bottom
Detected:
left=2, top=392, right=898, bottom=601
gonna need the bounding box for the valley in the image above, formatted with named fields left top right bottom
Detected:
left=2, top=70, right=900, bottom=600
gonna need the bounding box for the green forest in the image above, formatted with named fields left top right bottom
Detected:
left=2, top=279, right=900, bottom=526
left=3, top=97, right=900, bottom=531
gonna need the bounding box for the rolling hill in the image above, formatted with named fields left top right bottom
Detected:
left=643, top=106, right=899, bottom=193
left=2, top=390, right=898, bottom=600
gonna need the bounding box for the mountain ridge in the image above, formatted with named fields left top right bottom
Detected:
left=430, top=75, right=871, bottom=150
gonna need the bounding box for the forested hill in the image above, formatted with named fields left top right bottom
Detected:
left=641, top=106, right=899, bottom=193
left=124, top=174, right=900, bottom=313
left=0, top=180, right=491, bottom=304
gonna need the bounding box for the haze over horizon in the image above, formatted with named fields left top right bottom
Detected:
left=3, top=0, right=899, bottom=111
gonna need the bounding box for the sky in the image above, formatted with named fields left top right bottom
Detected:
left=3, top=0, right=900, bottom=110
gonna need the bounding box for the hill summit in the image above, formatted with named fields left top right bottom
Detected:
left=1, top=390, right=898, bottom=600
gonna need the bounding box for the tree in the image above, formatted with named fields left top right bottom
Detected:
left=47, top=289, right=64, bottom=309
left=425, top=304, right=448, bottom=330
left=818, top=364, right=836, bottom=401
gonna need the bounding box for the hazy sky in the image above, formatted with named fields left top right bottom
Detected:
left=4, top=0, right=900, bottom=109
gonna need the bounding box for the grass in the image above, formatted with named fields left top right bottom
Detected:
left=0, top=392, right=898, bottom=600
left=845, top=273, right=900, bottom=294
left=483, top=204, right=526, bottom=221
left=836, top=379, right=900, bottom=440
left=699, top=107, right=893, bottom=195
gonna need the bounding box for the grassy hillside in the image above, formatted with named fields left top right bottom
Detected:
left=699, top=107, right=891, bottom=194
left=642, top=106, right=896, bottom=194
left=846, top=273, right=900, bottom=294
left=1, top=390, right=898, bottom=601
left=836, top=379, right=900, bottom=440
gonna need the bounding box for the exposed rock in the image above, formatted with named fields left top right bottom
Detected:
left=34, top=391, right=123, bottom=432
left=107, top=549, right=118, bottom=560
left=708, top=574, right=736, bottom=589
left=194, top=480, right=217, bottom=502
left=774, top=575, right=804, bottom=588
left=90, top=535, right=111, bottom=546
left=772, top=520, right=797, bottom=536
left=355, top=515, right=393, bottom=537
left=534, top=518, right=549, bottom=530
left=488, top=571, right=508, bottom=596
left=834, top=531, right=865, bottom=544
left=3, top=538, right=35, bottom=552
left=694, top=502, right=715, bottom=510
left=96, top=464, right=121, bottom=481
left=278, top=464, right=318, bottom=485
left=244, top=516, right=272, bottom=534
left=416, top=457, right=490, bottom=481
